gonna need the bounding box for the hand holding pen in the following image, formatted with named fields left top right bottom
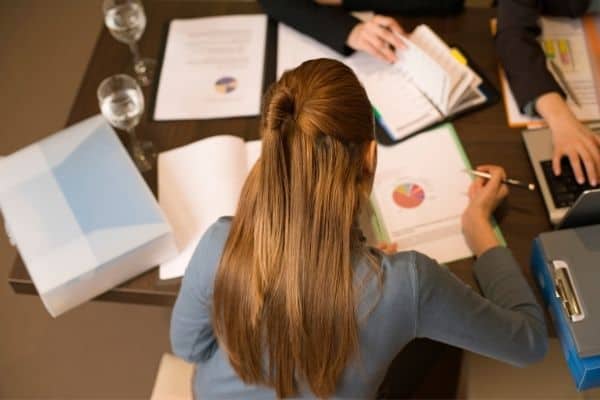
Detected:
left=467, top=169, right=536, bottom=191
left=462, top=165, right=510, bottom=256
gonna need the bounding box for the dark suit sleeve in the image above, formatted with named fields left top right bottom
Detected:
left=258, top=0, right=360, bottom=56
left=342, top=0, right=464, bottom=14
left=496, top=0, right=576, bottom=110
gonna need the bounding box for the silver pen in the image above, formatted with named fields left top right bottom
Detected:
left=466, top=169, right=536, bottom=191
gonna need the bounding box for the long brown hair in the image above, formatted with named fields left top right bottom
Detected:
left=213, top=59, right=377, bottom=398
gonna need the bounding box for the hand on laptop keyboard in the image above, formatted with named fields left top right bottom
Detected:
left=541, top=158, right=595, bottom=208
left=536, top=93, right=600, bottom=186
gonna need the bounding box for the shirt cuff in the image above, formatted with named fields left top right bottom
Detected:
left=523, top=98, right=539, bottom=117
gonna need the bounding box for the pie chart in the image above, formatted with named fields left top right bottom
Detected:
left=392, top=183, right=425, bottom=208
left=215, top=76, right=237, bottom=94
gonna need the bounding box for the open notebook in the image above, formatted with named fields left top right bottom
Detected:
left=278, top=23, right=488, bottom=141
left=158, top=136, right=260, bottom=280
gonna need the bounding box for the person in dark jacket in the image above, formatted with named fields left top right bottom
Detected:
left=497, top=0, right=600, bottom=186
left=259, top=0, right=464, bottom=63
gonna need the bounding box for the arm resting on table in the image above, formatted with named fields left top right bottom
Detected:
left=414, top=247, right=548, bottom=366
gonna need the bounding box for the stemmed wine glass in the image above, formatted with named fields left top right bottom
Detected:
left=98, top=74, right=155, bottom=172
left=102, top=0, right=155, bottom=86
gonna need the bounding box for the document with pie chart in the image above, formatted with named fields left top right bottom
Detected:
left=154, top=15, right=267, bottom=120
left=371, top=123, right=504, bottom=264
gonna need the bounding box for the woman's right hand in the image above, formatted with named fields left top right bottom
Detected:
left=346, top=15, right=406, bottom=64
left=462, top=165, right=509, bottom=257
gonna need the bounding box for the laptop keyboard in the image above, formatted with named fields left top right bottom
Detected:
left=541, top=159, right=595, bottom=208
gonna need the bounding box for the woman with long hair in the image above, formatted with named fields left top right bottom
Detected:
left=171, top=58, right=547, bottom=399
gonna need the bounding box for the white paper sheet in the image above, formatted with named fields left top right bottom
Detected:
left=394, top=36, right=450, bottom=113
left=502, top=17, right=600, bottom=126
left=357, top=60, right=442, bottom=138
left=541, top=18, right=600, bottom=121
left=408, top=25, right=475, bottom=112
left=371, top=124, right=474, bottom=264
left=276, top=23, right=344, bottom=79
left=275, top=11, right=372, bottom=79
left=158, top=136, right=261, bottom=280
left=154, top=15, right=267, bottom=120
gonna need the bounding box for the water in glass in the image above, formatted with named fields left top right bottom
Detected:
left=104, top=2, right=146, bottom=44
left=100, top=88, right=144, bottom=131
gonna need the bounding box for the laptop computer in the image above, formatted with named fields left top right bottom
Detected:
left=522, top=125, right=600, bottom=228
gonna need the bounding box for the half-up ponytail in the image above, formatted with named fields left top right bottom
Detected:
left=213, top=59, right=377, bottom=398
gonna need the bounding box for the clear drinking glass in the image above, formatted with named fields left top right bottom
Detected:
left=102, top=0, right=155, bottom=86
left=98, top=74, right=155, bottom=172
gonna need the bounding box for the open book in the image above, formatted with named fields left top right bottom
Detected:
left=278, top=23, right=487, bottom=141
left=370, top=123, right=504, bottom=263
left=158, top=136, right=260, bottom=280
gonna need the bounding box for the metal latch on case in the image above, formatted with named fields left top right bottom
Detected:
left=552, top=260, right=585, bottom=323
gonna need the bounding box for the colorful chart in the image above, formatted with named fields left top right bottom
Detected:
left=542, top=39, right=574, bottom=71
left=392, top=183, right=425, bottom=209
left=215, top=76, right=237, bottom=94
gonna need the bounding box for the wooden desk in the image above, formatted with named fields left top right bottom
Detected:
left=8, top=2, right=552, bottom=307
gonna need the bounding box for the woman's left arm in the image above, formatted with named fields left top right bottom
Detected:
left=413, top=248, right=548, bottom=366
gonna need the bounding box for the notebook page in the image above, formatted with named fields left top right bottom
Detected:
left=451, top=85, right=487, bottom=115
left=408, top=25, right=473, bottom=112
left=158, top=135, right=249, bottom=279
left=394, top=37, right=450, bottom=113
left=349, top=52, right=442, bottom=140
left=277, top=24, right=442, bottom=141
left=245, top=140, right=261, bottom=171
left=371, top=124, right=473, bottom=263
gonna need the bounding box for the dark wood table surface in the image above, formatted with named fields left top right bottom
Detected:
left=8, top=2, right=553, bottom=307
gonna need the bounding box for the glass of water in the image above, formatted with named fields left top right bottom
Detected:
left=103, top=0, right=155, bottom=86
left=98, top=74, right=155, bottom=172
